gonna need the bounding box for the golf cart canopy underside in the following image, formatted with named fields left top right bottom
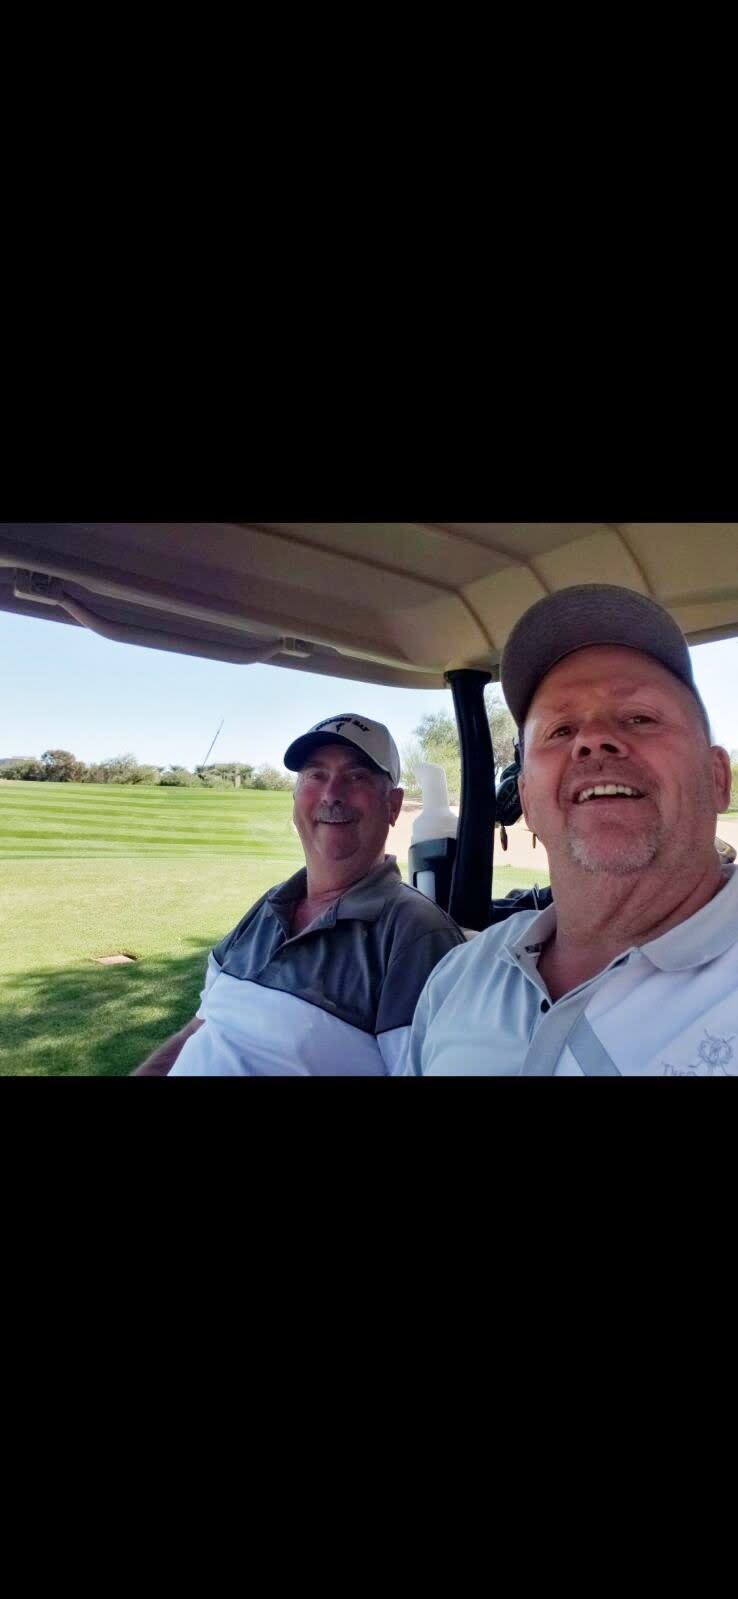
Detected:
left=2, top=522, right=738, bottom=689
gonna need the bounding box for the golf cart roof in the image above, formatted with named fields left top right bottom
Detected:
left=2, top=522, right=738, bottom=688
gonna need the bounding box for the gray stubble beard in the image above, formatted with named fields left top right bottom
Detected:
left=566, top=817, right=666, bottom=876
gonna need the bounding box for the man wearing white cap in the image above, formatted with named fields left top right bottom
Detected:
left=407, top=584, right=738, bottom=1076
left=135, top=714, right=464, bottom=1075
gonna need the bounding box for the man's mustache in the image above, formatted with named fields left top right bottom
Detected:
left=561, top=760, right=653, bottom=805
left=313, top=803, right=362, bottom=823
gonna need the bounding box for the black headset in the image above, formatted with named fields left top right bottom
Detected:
left=495, top=741, right=524, bottom=828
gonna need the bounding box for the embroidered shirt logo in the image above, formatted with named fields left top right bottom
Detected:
left=663, top=1028, right=736, bottom=1076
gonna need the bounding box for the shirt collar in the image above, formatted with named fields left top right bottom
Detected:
left=640, top=864, right=738, bottom=971
left=502, top=864, right=738, bottom=976
left=505, top=901, right=558, bottom=962
left=267, top=856, right=402, bottom=929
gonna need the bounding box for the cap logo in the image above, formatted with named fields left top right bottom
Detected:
left=313, top=716, right=370, bottom=735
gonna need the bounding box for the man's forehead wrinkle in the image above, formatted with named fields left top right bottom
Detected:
left=537, top=646, right=682, bottom=689
left=533, top=679, right=674, bottom=713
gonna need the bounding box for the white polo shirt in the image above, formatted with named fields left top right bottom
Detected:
left=407, top=864, right=738, bottom=1076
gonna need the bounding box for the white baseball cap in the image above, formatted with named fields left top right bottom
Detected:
left=283, top=714, right=401, bottom=786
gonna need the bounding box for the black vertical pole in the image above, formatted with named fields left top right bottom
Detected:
left=446, top=669, right=495, bottom=931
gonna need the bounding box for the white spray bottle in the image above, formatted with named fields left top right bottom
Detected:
left=409, top=762, right=458, bottom=903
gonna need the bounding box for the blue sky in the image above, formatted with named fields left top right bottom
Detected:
left=3, top=609, right=738, bottom=770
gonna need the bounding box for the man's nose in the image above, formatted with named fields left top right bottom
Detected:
left=571, top=720, right=629, bottom=761
left=323, top=772, right=348, bottom=800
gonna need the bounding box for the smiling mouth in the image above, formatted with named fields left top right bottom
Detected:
left=316, top=815, right=359, bottom=825
left=575, top=784, right=645, bottom=804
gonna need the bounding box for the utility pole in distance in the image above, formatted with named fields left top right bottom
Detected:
left=200, top=718, right=224, bottom=771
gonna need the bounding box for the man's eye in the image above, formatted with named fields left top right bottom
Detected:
left=627, top=714, right=655, bottom=725
left=548, top=725, right=573, bottom=740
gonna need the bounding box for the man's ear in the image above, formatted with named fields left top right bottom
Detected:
left=712, top=747, right=732, bottom=814
left=389, top=787, right=404, bottom=825
left=517, top=770, right=532, bottom=831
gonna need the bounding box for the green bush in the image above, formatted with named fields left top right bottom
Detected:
left=0, top=757, right=46, bottom=780
left=81, top=754, right=138, bottom=784
left=196, top=762, right=254, bottom=787
left=249, top=764, right=294, bottom=791
left=159, top=766, right=198, bottom=787
left=126, top=765, right=161, bottom=785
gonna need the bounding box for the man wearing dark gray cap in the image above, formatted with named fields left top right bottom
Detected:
left=135, top=713, right=464, bottom=1075
left=407, top=585, right=738, bottom=1076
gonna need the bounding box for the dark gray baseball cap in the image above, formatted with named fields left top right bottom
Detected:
left=501, top=584, right=697, bottom=728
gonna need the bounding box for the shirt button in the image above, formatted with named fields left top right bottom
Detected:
left=540, top=1000, right=550, bottom=1013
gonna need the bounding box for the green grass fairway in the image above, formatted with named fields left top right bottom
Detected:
left=492, top=864, right=549, bottom=897
left=0, top=781, right=547, bottom=1076
left=0, top=782, right=304, bottom=1076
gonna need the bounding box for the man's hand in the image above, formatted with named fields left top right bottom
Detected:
left=132, top=1016, right=205, bottom=1076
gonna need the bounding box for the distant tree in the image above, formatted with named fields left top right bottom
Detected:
left=410, top=712, right=461, bottom=801
left=412, top=711, right=458, bottom=752
left=249, top=764, right=294, bottom=791
left=126, top=764, right=161, bottom=785
left=94, top=754, right=139, bottom=783
left=196, top=761, right=254, bottom=789
left=407, top=688, right=517, bottom=803
left=40, top=749, right=86, bottom=782
left=79, top=753, right=163, bottom=784
left=0, top=757, right=45, bottom=780
left=486, top=688, right=517, bottom=774
left=196, top=772, right=228, bottom=788
left=159, top=766, right=198, bottom=787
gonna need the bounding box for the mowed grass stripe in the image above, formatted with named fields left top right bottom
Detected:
left=0, top=843, right=296, bottom=858
left=0, top=783, right=283, bottom=808
left=0, top=826, right=293, bottom=847
left=0, top=783, right=294, bottom=813
left=0, top=796, right=281, bottom=815
left=0, top=781, right=300, bottom=858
